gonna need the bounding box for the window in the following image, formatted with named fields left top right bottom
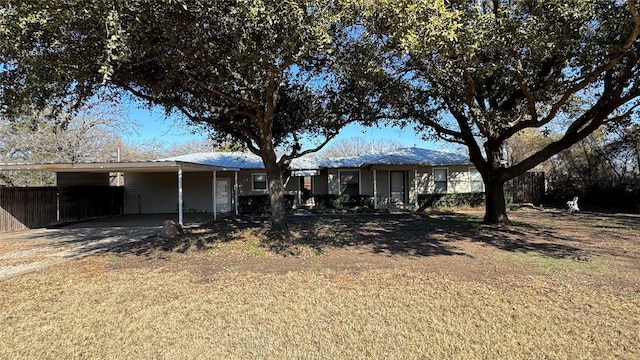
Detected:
left=470, top=168, right=484, bottom=192
left=339, top=170, right=360, bottom=195
left=433, top=169, right=448, bottom=193
left=303, top=176, right=312, bottom=191
left=252, top=173, right=267, bottom=191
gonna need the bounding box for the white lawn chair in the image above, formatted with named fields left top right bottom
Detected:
left=566, top=196, right=580, bottom=213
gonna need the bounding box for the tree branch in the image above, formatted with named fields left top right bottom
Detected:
left=509, top=48, right=538, bottom=122
left=537, top=0, right=640, bottom=127
left=278, top=130, right=338, bottom=167
left=178, top=108, right=262, bottom=146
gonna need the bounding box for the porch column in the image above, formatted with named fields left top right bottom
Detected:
left=213, top=170, right=217, bottom=221
left=373, top=169, right=378, bottom=209
left=414, top=168, right=419, bottom=206
left=234, top=171, right=239, bottom=215
left=178, top=166, right=183, bottom=225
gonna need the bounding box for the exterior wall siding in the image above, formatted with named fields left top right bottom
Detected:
left=283, top=171, right=299, bottom=193
left=183, top=172, right=215, bottom=213
left=121, top=165, right=479, bottom=215
left=124, top=172, right=179, bottom=214
left=359, top=169, right=373, bottom=196
left=313, top=171, right=329, bottom=195
left=449, top=165, right=472, bottom=193
left=376, top=170, right=390, bottom=202
left=124, top=171, right=241, bottom=214
left=56, top=172, right=110, bottom=186
left=415, top=168, right=432, bottom=195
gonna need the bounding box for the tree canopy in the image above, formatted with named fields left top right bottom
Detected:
left=0, top=0, right=359, bottom=231
left=355, top=0, right=640, bottom=223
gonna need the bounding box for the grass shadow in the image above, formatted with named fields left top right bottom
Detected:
left=109, top=211, right=601, bottom=261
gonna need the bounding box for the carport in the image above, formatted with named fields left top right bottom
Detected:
left=0, top=160, right=240, bottom=228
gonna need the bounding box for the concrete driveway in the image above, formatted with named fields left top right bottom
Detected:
left=0, top=214, right=210, bottom=281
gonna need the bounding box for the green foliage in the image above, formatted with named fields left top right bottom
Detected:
left=355, top=0, right=640, bottom=223
left=312, top=194, right=372, bottom=210
left=238, top=195, right=271, bottom=215
left=0, top=0, right=351, bottom=151
left=0, top=0, right=363, bottom=230
left=418, top=193, right=485, bottom=209
left=238, top=195, right=295, bottom=215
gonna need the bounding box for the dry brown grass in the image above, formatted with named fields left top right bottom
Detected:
left=1, top=208, right=639, bottom=359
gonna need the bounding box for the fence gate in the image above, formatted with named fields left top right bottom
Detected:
left=512, top=172, right=545, bottom=205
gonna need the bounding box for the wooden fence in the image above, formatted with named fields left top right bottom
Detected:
left=0, top=186, right=124, bottom=233
left=511, top=172, right=545, bottom=205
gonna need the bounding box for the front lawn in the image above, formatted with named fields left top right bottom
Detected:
left=1, top=209, right=638, bottom=359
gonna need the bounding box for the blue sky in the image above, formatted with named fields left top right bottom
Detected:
left=122, top=106, right=455, bottom=152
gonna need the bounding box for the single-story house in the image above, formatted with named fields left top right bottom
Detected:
left=1, top=147, right=482, bottom=226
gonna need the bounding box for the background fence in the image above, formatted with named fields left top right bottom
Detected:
left=0, top=186, right=124, bottom=233
left=511, top=172, right=545, bottom=205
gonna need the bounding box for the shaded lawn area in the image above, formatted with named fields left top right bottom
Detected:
left=1, top=208, right=639, bottom=359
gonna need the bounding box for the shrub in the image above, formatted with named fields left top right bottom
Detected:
left=313, top=194, right=372, bottom=210
left=418, top=193, right=485, bottom=209
left=545, top=185, right=640, bottom=213
left=238, top=195, right=295, bottom=215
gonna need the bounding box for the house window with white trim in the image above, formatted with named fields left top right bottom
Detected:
left=470, top=167, right=484, bottom=192
left=339, top=170, right=360, bottom=195
left=252, top=173, right=267, bottom=191
left=433, top=169, right=448, bottom=193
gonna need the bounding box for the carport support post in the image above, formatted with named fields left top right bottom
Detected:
left=373, top=169, right=378, bottom=209
left=234, top=171, right=239, bottom=215
left=213, top=170, right=217, bottom=221
left=178, top=166, right=184, bottom=225
left=414, top=168, right=419, bottom=206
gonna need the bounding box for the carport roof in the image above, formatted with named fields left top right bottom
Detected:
left=0, top=160, right=240, bottom=173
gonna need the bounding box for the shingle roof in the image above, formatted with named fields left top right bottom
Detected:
left=161, top=147, right=470, bottom=170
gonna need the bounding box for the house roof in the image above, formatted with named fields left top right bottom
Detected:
left=309, top=147, right=471, bottom=168
left=160, top=152, right=265, bottom=169
left=161, top=147, right=471, bottom=170
left=0, top=147, right=470, bottom=174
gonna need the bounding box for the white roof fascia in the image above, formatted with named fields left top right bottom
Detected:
left=0, top=161, right=239, bottom=173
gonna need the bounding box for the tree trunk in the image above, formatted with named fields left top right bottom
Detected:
left=262, top=151, right=288, bottom=233
left=484, top=178, right=510, bottom=225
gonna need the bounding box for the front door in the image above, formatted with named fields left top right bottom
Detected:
left=390, top=171, right=405, bottom=204
left=215, top=178, right=231, bottom=212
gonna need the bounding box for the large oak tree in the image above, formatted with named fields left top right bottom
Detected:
left=358, top=0, right=640, bottom=224
left=0, top=0, right=359, bottom=232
